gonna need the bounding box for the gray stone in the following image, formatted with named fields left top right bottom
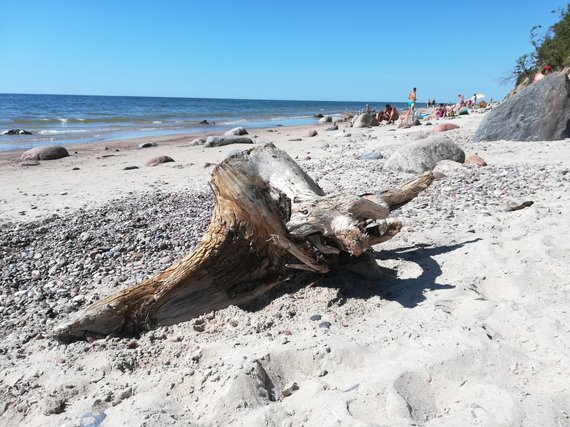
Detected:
left=281, top=382, right=299, bottom=397
left=360, top=150, right=383, bottom=160
left=474, top=72, right=570, bottom=141
left=21, top=146, right=69, bottom=161
left=204, top=136, right=254, bottom=147
left=138, top=142, right=157, bottom=149
left=352, top=113, right=379, bottom=128
left=383, top=135, right=465, bottom=174
left=319, top=321, right=332, bottom=329
left=319, top=116, right=332, bottom=123
left=224, top=127, right=248, bottom=136
left=42, top=397, right=66, bottom=415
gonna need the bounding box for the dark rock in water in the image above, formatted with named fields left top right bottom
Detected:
left=325, top=124, right=338, bottom=131
left=21, top=146, right=69, bottom=161
left=384, top=135, right=465, bottom=174
left=3, top=129, right=32, bottom=135
left=146, top=156, right=174, bottom=167
left=224, top=127, right=248, bottom=136
left=138, top=142, right=157, bottom=149
left=204, top=136, right=254, bottom=147
left=360, top=150, right=383, bottom=160
left=474, top=72, right=570, bottom=141
left=199, top=120, right=209, bottom=124
left=305, top=130, right=318, bottom=137
left=123, top=166, right=139, bottom=170
left=313, top=113, right=324, bottom=118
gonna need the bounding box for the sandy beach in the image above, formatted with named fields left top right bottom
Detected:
left=2, top=112, right=570, bottom=426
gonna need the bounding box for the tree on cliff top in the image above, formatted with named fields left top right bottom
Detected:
left=510, top=5, right=570, bottom=85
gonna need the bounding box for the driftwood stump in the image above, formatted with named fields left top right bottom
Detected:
left=54, top=143, right=433, bottom=341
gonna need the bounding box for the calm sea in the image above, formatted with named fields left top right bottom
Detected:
left=0, top=94, right=409, bottom=151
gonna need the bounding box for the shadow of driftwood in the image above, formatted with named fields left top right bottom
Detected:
left=242, top=238, right=481, bottom=312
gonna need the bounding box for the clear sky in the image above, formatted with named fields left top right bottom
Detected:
left=1, top=0, right=568, bottom=103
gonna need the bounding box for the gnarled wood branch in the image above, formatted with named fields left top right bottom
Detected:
left=54, top=143, right=433, bottom=342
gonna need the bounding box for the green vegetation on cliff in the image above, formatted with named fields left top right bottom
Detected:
left=512, top=5, right=570, bottom=85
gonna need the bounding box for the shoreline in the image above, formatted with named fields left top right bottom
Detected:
left=0, top=117, right=406, bottom=224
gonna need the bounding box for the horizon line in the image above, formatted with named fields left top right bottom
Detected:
left=0, top=91, right=430, bottom=105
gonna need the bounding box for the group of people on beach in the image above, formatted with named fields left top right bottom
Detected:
left=374, top=87, right=416, bottom=125
left=373, top=84, right=495, bottom=127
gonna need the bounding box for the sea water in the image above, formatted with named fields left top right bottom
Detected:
left=0, top=94, right=408, bottom=151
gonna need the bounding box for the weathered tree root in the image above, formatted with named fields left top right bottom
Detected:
left=54, top=143, right=433, bottom=342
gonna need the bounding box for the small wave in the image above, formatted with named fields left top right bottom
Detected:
left=12, top=116, right=163, bottom=125
left=220, top=119, right=248, bottom=125
left=38, top=129, right=91, bottom=135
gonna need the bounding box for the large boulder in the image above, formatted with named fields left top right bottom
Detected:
left=21, top=146, right=69, bottom=161
left=352, top=113, right=379, bottom=128
left=383, top=135, right=465, bottom=174
left=204, top=136, right=254, bottom=147
left=474, top=72, right=570, bottom=141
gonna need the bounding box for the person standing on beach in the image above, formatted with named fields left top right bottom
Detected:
left=408, top=88, right=417, bottom=111
left=402, top=87, right=417, bottom=123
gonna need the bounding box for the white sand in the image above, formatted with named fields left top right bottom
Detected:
left=2, top=114, right=570, bottom=426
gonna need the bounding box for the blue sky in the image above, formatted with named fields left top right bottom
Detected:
left=1, top=0, right=568, bottom=102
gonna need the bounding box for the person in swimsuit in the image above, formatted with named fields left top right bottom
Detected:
left=402, top=87, right=417, bottom=123
left=408, top=87, right=417, bottom=110
left=534, top=65, right=552, bottom=83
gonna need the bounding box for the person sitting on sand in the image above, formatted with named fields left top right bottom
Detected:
left=435, top=103, right=446, bottom=119
left=534, top=65, right=552, bottom=83
left=377, top=104, right=399, bottom=124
